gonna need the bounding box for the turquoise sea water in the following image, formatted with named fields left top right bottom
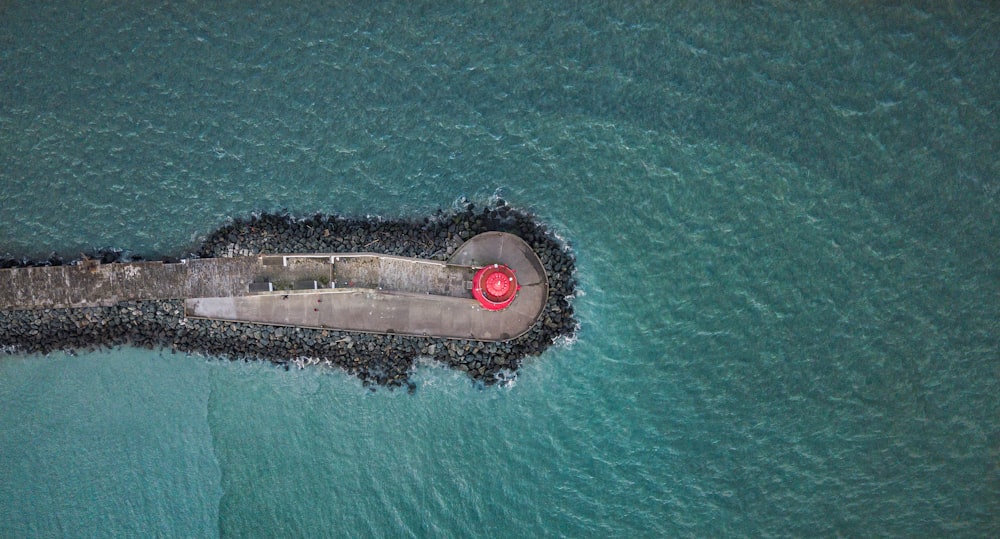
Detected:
left=2, top=1, right=998, bottom=536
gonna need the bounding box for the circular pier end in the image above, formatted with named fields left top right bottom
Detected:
left=473, top=264, right=519, bottom=311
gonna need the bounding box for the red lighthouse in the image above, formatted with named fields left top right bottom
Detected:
left=472, top=264, right=519, bottom=311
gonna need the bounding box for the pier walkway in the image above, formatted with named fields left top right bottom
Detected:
left=185, top=232, right=547, bottom=341
left=0, top=233, right=548, bottom=342
left=0, top=257, right=261, bottom=310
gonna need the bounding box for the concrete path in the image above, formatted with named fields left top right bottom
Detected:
left=187, top=289, right=522, bottom=341
left=186, top=232, right=549, bottom=341
left=0, top=232, right=550, bottom=341
left=0, top=258, right=260, bottom=310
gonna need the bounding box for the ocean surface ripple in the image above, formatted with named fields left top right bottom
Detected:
left=1, top=1, right=997, bottom=537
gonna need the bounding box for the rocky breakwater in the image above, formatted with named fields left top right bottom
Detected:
left=0, top=202, right=577, bottom=389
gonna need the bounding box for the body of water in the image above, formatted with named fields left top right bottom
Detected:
left=1, top=1, right=997, bottom=536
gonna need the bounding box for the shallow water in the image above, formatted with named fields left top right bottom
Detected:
left=1, top=1, right=998, bottom=536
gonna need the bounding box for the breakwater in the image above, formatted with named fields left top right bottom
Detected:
left=0, top=202, right=577, bottom=388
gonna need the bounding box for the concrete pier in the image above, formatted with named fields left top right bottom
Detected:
left=0, top=257, right=261, bottom=310
left=0, top=232, right=548, bottom=342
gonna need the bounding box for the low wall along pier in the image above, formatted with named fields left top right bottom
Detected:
left=0, top=204, right=576, bottom=388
